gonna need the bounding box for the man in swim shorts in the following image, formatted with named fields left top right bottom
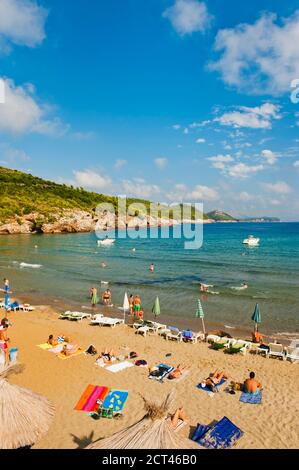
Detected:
left=243, top=371, right=262, bottom=394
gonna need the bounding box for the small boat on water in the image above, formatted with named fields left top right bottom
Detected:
left=97, top=238, right=115, bottom=246
left=243, top=235, right=260, bottom=246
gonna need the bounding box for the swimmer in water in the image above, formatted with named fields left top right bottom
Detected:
left=150, top=263, right=155, bottom=273
left=101, top=262, right=107, bottom=268
left=242, top=282, right=248, bottom=289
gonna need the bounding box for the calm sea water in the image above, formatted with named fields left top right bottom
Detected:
left=0, top=223, right=298, bottom=337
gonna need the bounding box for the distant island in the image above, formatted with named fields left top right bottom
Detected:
left=0, top=167, right=280, bottom=235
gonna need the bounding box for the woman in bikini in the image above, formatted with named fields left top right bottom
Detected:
left=129, top=295, right=134, bottom=315
left=202, top=369, right=229, bottom=392
left=102, top=289, right=111, bottom=305
left=96, top=348, right=116, bottom=366
left=0, top=326, right=10, bottom=365
left=168, top=408, right=188, bottom=429
left=168, top=364, right=189, bottom=380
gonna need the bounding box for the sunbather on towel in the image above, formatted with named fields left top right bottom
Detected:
left=149, top=365, right=170, bottom=378
left=168, top=364, right=188, bottom=380
left=243, top=372, right=262, bottom=394
left=202, top=369, right=229, bottom=392
left=61, top=344, right=79, bottom=357
left=168, top=407, right=188, bottom=429
left=47, top=334, right=70, bottom=346
left=96, top=348, right=116, bottom=366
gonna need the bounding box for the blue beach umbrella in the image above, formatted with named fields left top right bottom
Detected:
left=152, top=297, right=161, bottom=317
left=251, top=304, right=261, bottom=331
left=195, top=299, right=206, bottom=336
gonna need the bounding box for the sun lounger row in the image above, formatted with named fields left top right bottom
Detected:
left=207, top=335, right=299, bottom=362
left=0, top=301, right=35, bottom=312
left=133, top=322, right=205, bottom=343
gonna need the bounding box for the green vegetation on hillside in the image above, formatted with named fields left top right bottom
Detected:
left=206, top=210, right=237, bottom=221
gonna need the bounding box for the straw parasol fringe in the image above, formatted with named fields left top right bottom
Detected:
left=0, top=363, right=55, bottom=449
left=87, top=390, right=198, bottom=450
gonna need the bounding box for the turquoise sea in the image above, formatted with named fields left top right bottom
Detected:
left=0, top=222, right=298, bottom=338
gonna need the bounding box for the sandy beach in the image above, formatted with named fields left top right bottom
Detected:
left=3, top=304, right=298, bottom=450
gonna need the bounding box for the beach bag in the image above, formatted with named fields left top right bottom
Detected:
left=9, top=348, right=18, bottom=363
left=86, top=345, right=97, bottom=355
left=129, top=351, right=138, bottom=359
left=135, top=359, right=147, bottom=366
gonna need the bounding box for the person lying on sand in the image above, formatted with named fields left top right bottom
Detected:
left=95, top=348, right=116, bottom=366
left=61, top=344, right=79, bottom=357
left=168, top=364, right=189, bottom=380
left=168, top=407, right=188, bottom=429
left=243, top=372, right=262, bottom=395
left=201, top=369, right=229, bottom=392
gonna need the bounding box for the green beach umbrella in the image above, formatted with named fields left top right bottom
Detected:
left=195, top=299, right=206, bottom=336
left=251, top=304, right=261, bottom=331
left=152, top=297, right=161, bottom=318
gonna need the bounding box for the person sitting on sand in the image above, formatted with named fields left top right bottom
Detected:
left=252, top=329, right=263, bottom=344
left=1, top=317, right=11, bottom=329
left=243, top=372, right=262, bottom=395
left=168, top=407, right=188, bottom=429
left=47, top=334, right=70, bottom=346
left=61, top=344, right=79, bottom=357
left=168, top=364, right=188, bottom=380
left=201, top=369, right=229, bottom=392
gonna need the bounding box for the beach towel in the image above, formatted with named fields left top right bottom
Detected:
left=102, top=389, right=128, bottom=413
left=74, top=385, right=109, bottom=412
left=240, top=390, right=262, bottom=404
left=193, top=416, right=243, bottom=449
left=148, top=363, right=174, bottom=381
left=106, top=361, right=134, bottom=373
left=197, top=378, right=226, bottom=393
left=57, top=348, right=84, bottom=360
left=37, top=343, right=53, bottom=350
left=168, top=369, right=189, bottom=384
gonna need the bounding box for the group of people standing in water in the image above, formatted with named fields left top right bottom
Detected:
left=90, top=287, right=112, bottom=307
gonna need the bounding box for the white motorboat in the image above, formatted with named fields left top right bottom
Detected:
left=243, top=235, right=260, bottom=246
left=97, top=238, right=115, bottom=246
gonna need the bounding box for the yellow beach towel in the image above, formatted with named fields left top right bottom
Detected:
left=57, top=348, right=84, bottom=360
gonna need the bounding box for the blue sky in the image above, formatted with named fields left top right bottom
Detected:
left=0, top=0, right=299, bottom=220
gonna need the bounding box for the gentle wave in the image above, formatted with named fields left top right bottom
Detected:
left=19, top=262, right=42, bottom=269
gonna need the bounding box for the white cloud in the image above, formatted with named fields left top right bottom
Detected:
left=209, top=11, right=299, bottom=95
left=239, top=191, right=254, bottom=202
left=172, top=124, right=181, bottom=130
left=187, top=185, right=219, bottom=201
left=114, top=159, right=127, bottom=170
left=227, top=163, right=264, bottom=178
left=154, top=158, right=168, bottom=170
left=0, top=78, right=68, bottom=136
left=0, top=0, right=47, bottom=51
left=163, top=0, right=212, bottom=35
left=293, top=160, right=299, bottom=168
left=196, top=138, right=206, bottom=143
left=74, top=169, right=112, bottom=191
left=208, top=154, right=234, bottom=163
left=261, top=149, right=277, bottom=165
left=121, top=180, right=161, bottom=199
left=264, top=181, right=292, bottom=194
left=183, top=127, right=189, bottom=134
left=215, top=103, right=281, bottom=129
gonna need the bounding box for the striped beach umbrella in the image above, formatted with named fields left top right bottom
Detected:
left=152, top=297, right=161, bottom=317
left=251, top=304, right=261, bottom=331
left=195, top=299, right=206, bottom=336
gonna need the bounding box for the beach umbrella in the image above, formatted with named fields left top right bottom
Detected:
left=87, top=390, right=198, bottom=449
left=122, top=292, right=130, bottom=323
left=0, top=364, right=54, bottom=449
left=195, top=298, right=206, bottom=336
left=152, top=296, right=161, bottom=318
left=251, top=304, right=261, bottom=332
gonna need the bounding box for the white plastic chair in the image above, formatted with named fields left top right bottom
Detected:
left=268, top=343, right=284, bottom=360
left=284, top=346, right=299, bottom=363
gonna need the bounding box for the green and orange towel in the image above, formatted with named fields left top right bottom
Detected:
left=74, top=385, right=128, bottom=414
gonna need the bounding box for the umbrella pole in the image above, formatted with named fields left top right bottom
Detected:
left=201, top=318, right=206, bottom=337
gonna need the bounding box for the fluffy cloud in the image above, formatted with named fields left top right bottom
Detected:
left=264, top=181, right=292, bottom=194
left=121, top=179, right=161, bottom=199
left=73, top=170, right=112, bottom=191
left=187, top=185, right=219, bottom=201
left=209, top=11, right=299, bottom=95
left=196, top=138, right=206, bottom=143
left=207, top=154, right=234, bottom=170
left=261, top=149, right=277, bottom=165
left=227, top=163, right=264, bottom=178
left=163, top=0, right=212, bottom=35
left=215, top=103, right=281, bottom=129
left=0, top=78, right=68, bottom=136
left=0, top=0, right=47, bottom=51
left=154, top=158, right=168, bottom=170
left=294, top=160, right=299, bottom=168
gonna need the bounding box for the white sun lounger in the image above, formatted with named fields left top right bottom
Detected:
left=206, top=334, right=220, bottom=344
left=284, top=346, right=299, bottom=363
left=60, top=311, right=92, bottom=321
left=91, top=316, right=124, bottom=327
left=268, top=343, right=284, bottom=360
left=166, top=328, right=182, bottom=342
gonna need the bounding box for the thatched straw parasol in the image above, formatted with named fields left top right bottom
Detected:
left=87, top=390, right=198, bottom=449
left=0, top=363, right=55, bottom=449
